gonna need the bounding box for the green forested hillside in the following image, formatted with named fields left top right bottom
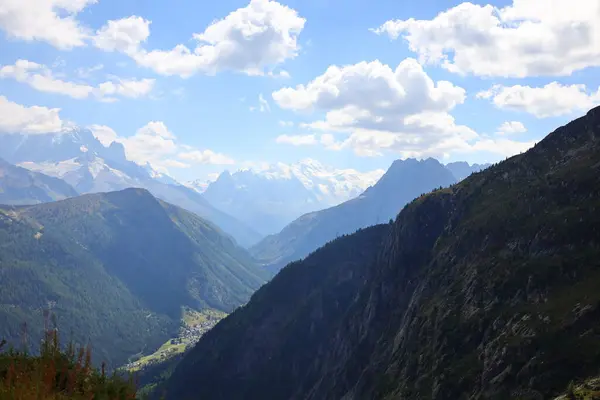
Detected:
left=0, top=188, right=267, bottom=368
left=163, top=107, right=600, bottom=399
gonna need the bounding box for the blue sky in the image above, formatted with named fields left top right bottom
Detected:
left=1, top=0, right=599, bottom=182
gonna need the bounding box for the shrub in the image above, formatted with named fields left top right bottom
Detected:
left=0, top=327, right=138, bottom=399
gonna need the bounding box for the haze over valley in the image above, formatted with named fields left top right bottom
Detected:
left=1, top=0, right=600, bottom=399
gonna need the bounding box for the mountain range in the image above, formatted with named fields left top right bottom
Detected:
left=0, top=129, right=262, bottom=247
left=0, top=188, right=268, bottom=367
left=250, top=158, right=482, bottom=273
left=445, top=161, right=492, bottom=181
left=0, top=158, right=78, bottom=205
left=189, top=159, right=385, bottom=235
left=0, top=128, right=490, bottom=248
left=162, top=106, right=600, bottom=400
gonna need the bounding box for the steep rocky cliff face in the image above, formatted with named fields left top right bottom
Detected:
left=164, top=106, right=600, bottom=400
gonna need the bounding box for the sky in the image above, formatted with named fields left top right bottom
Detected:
left=1, top=0, right=599, bottom=182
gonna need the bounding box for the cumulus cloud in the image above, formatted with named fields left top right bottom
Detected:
left=477, top=82, right=600, bottom=118
left=0, top=96, right=65, bottom=134
left=88, top=124, right=118, bottom=146
left=272, top=58, right=537, bottom=160
left=178, top=150, right=235, bottom=165
left=96, top=77, right=155, bottom=99
left=0, top=0, right=97, bottom=49
left=497, top=121, right=527, bottom=135
left=470, top=138, right=536, bottom=157
left=372, top=0, right=600, bottom=77
left=90, top=121, right=235, bottom=171
left=272, top=58, right=483, bottom=158
left=319, top=133, right=343, bottom=150
left=117, top=122, right=178, bottom=167
left=93, top=16, right=151, bottom=53
left=275, top=134, right=317, bottom=146
left=94, top=0, right=305, bottom=78
left=135, top=121, right=175, bottom=139
left=0, top=60, right=155, bottom=101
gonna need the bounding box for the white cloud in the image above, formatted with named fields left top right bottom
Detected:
left=0, top=59, right=155, bottom=101
left=268, top=69, right=290, bottom=79
left=119, top=122, right=179, bottom=167
left=0, top=96, right=64, bottom=134
left=161, top=159, right=191, bottom=169
left=135, top=121, right=175, bottom=139
left=372, top=0, right=600, bottom=77
left=319, top=133, right=343, bottom=150
left=0, top=60, right=91, bottom=98
left=96, top=77, right=155, bottom=99
left=178, top=150, right=235, bottom=165
left=93, top=16, right=151, bottom=53
left=95, top=0, right=305, bottom=78
left=478, top=82, right=600, bottom=118
left=88, top=124, right=118, bottom=146
left=90, top=121, right=234, bottom=171
left=497, top=121, right=527, bottom=135
left=275, top=134, right=317, bottom=146
left=273, top=59, right=466, bottom=115
left=0, top=0, right=97, bottom=49
left=470, top=138, right=536, bottom=157
left=272, top=58, right=482, bottom=158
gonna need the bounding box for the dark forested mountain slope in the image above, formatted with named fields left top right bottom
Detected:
left=0, top=188, right=267, bottom=367
left=251, top=158, right=457, bottom=273
left=164, top=107, right=600, bottom=400
left=163, top=224, right=390, bottom=399
left=0, top=158, right=78, bottom=205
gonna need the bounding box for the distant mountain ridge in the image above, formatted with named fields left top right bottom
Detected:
left=445, top=161, right=492, bottom=181
left=0, top=130, right=262, bottom=247
left=0, top=188, right=268, bottom=367
left=189, top=159, right=385, bottom=235
left=0, top=158, right=78, bottom=205
left=163, top=106, right=600, bottom=400
left=250, top=157, right=461, bottom=273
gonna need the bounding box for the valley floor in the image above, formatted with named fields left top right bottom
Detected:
left=124, top=308, right=226, bottom=372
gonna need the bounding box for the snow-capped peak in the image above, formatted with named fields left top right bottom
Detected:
left=199, top=160, right=385, bottom=206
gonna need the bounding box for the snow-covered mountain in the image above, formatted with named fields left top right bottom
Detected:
left=186, top=178, right=215, bottom=194
left=195, top=159, right=385, bottom=235
left=0, top=158, right=79, bottom=205
left=0, top=129, right=262, bottom=247
left=256, top=159, right=386, bottom=206
left=250, top=157, right=460, bottom=273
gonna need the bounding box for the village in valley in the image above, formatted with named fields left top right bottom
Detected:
left=125, top=308, right=227, bottom=371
